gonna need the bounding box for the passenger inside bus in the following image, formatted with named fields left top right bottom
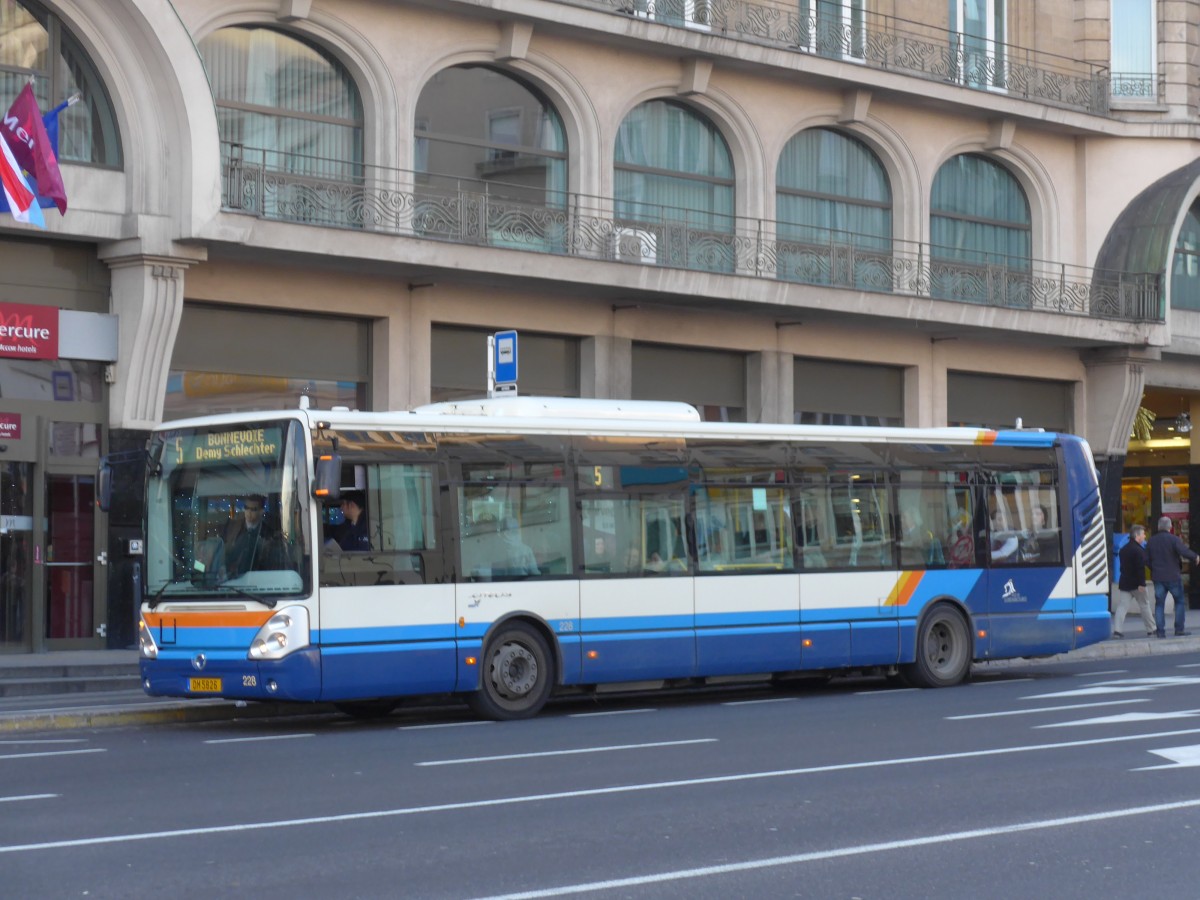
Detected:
left=224, top=494, right=284, bottom=576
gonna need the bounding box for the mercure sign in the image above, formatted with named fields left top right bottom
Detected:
left=0, top=302, right=58, bottom=359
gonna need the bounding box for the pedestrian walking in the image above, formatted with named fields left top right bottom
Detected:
left=1144, top=516, right=1199, bottom=638
left=1112, top=525, right=1154, bottom=638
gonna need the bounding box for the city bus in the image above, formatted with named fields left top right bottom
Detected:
left=118, top=396, right=1111, bottom=720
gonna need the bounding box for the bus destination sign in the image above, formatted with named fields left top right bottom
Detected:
left=175, top=427, right=282, bottom=464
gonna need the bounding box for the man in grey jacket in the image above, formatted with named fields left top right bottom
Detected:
left=1145, top=516, right=1199, bottom=638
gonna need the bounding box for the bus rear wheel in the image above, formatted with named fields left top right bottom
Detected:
left=904, top=604, right=971, bottom=688
left=467, top=622, right=554, bottom=720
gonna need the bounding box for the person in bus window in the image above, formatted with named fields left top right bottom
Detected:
left=989, top=507, right=1019, bottom=563
left=334, top=490, right=371, bottom=552
left=496, top=516, right=539, bottom=576
left=1018, top=505, right=1048, bottom=563
left=224, top=494, right=281, bottom=576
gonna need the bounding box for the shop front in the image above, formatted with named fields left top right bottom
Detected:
left=0, top=288, right=117, bottom=652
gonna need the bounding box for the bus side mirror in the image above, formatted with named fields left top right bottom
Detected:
left=97, top=458, right=113, bottom=512
left=313, top=453, right=343, bottom=502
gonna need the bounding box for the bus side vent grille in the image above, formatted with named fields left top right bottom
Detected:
left=1078, top=498, right=1108, bottom=590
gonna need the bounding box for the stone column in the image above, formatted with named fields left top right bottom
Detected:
left=1082, top=347, right=1159, bottom=556
left=581, top=335, right=632, bottom=399
left=746, top=350, right=791, bottom=424
left=97, top=247, right=203, bottom=648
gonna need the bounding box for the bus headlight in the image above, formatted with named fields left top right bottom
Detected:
left=138, top=617, right=159, bottom=660
left=248, top=606, right=310, bottom=661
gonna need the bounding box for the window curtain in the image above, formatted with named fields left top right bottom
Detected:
left=930, top=154, right=1029, bottom=267
left=1111, top=0, right=1154, bottom=89
left=614, top=100, right=733, bottom=232
left=201, top=27, right=363, bottom=179
left=776, top=128, right=891, bottom=250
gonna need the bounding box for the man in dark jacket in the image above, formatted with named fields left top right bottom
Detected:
left=1145, top=516, right=1199, bottom=638
left=1113, top=525, right=1153, bottom=638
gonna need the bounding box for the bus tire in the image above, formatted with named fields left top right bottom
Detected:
left=467, top=622, right=554, bottom=720
left=904, top=604, right=971, bottom=688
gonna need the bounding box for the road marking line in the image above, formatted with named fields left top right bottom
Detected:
left=204, top=734, right=314, bottom=745
left=417, top=739, right=717, bottom=767
left=969, top=678, right=1033, bottom=685
left=1076, top=670, right=1127, bottom=677
left=0, top=794, right=58, bottom=803
left=853, top=688, right=917, bottom=695
left=397, top=721, right=495, bottom=731
left=467, top=797, right=1200, bottom=900
left=568, top=709, right=656, bottom=718
left=0, top=749, right=105, bottom=762
left=946, top=699, right=1148, bottom=720
left=1135, top=744, right=1200, bottom=770
left=10, top=727, right=1200, bottom=854
left=1036, top=710, right=1200, bottom=728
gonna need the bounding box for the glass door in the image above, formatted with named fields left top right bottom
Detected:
left=44, top=470, right=104, bottom=646
left=951, top=0, right=1006, bottom=89
left=0, top=461, right=34, bottom=649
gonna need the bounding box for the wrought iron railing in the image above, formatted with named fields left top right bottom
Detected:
left=221, top=143, right=1163, bottom=323
left=553, top=0, right=1123, bottom=114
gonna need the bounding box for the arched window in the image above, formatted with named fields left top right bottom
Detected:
left=199, top=26, right=362, bottom=183
left=930, top=154, right=1030, bottom=303
left=776, top=128, right=891, bottom=288
left=614, top=100, right=734, bottom=272
left=1172, top=201, right=1200, bottom=310
left=414, top=65, right=567, bottom=251
left=0, top=0, right=120, bottom=165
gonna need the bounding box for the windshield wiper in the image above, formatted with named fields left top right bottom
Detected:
left=212, top=578, right=277, bottom=609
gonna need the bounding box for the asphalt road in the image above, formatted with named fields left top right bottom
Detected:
left=6, top=655, right=1200, bottom=899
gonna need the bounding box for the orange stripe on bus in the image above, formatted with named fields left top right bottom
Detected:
left=974, top=431, right=998, bottom=445
left=143, top=611, right=273, bottom=629
left=884, top=570, right=923, bottom=607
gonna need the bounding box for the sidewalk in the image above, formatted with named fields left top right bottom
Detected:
left=2, top=605, right=1198, bottom=732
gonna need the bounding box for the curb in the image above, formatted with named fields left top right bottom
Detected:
left=0, top=701, right=337, bottom=733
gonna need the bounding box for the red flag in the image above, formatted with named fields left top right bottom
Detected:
left=2, top=84, right=66, bottom=215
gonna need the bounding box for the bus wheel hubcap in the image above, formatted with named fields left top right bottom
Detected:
left=493, top=642, right=537, bottom=698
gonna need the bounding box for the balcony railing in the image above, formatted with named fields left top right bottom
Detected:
left=221, top=143, right=1162, bottom=324
left=555, top=0, right=1115, bottom=115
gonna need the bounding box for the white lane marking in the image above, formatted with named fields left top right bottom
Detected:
left=467, top=798, right=1200, bottom=900
left=1177, top=663, right=1200, bottom=669
left=1036, top=711, right=1200, bottom=729
left=416, top=739, right=717, bottom=767
left=969, top=678, right=1033, bottom=686
left=1135, top=745, right=1200, bottom=770
left=1024, top=677, right=1200, bottom=700
left=0, top=739, right=87, bottom=745
left=0, top=749, right=106, bottom=762
left=568, top=709, right=656, bottom=718
left=946, top=699, right=1148, bottom=720
left=204, top=734, right=314, bottom=745
left=0, top=794, right=58, bottom=803
left=9, top=727, right=1200, bottom=855
left=1076, top=670, right=1127, bottom=677
left=723, top=698, right=798, bottom=707
left=398, top=721, right=494, bottom=731
left=853, top=688, right=917, bottom=695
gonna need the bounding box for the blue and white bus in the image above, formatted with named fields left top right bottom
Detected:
left=124, top=396, right=1110, bottom=720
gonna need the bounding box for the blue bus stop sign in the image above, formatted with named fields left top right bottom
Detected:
left=494, top=330, right=518, bottom=387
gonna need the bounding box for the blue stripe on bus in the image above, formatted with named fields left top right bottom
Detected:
left=582, top=614, right=695, bottom=633
left=1075, top=593, right=1110, bottom=615
left=155, top=628, right=260, bottom=649
left=992, top=431, right=1058, bottom=447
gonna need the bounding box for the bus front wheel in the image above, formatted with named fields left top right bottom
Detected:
left=467, top=622, right=554, bottom=720
left=904, top=604, right=971, bottom=688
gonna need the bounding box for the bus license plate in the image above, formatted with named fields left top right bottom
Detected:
left=189, top=677, right=222, bottom=693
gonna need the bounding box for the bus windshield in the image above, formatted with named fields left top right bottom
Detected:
left=145, top=419, right=312, bottom=604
